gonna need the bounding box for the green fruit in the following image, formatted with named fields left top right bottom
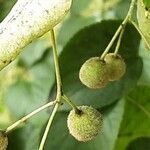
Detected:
left=67, top=106, right=103, bottom=142
left=104, top=53, right=126, bottom=81
left=0, top=131, right=8, bottom=150
left=137, top=0, right=150, bottom=51
left=79, top=57, right=109, bottom=89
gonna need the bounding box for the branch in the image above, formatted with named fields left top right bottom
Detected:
left=38, top=29, right=63, bottom=150
left=38, top=102, right=59, bottom=150
left=100, top=0, right=136, bottom=59
left=5, top=101, right=56, bottom=134
left=0, top=0, right=72, bottom=71
left=130, top=20, right=150, bottom=50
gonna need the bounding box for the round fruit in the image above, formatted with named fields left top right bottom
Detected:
left=67, top=106, right=103, bottom=142
left=104, top=53, right=126, bottom=81
left=0, top=131, right=8, bottom=150
left=137, top=0, right=150, bottom=51
left=79, top=57, right=109, bottom=89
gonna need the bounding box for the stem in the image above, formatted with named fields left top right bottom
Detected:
left=5, top=101, right=56, bottom=134
left=130, top=20, right=150, bottom=50
left=50, top=29, right=62, bottom=95
left=38, top=103, right=59, bottom=150
left=100, top=0, right=136, bottom=59
left=38, top=29, right=62, bottom=150
left=62, top=95, right=81, bottom=114
left=100, top=24, right=122, bottom=59
left=114, top=26, right=126, bottom=55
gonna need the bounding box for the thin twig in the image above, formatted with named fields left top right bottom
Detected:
left=130, top=20, right=150, bottom=50
left=38, top=29, right=62, bottom=150
left=5, top=101, right=56, bottom=134
left=100, top=0, right=136, bottom=59
left=50, top=30, right=62, bottom=94
left=62, top=95, right=81, bottom=114
left=114, top=25, right=126, bottom=55
left=100, top=24, right=122, bottom=59
left=38, top=102, right=59, bottom=150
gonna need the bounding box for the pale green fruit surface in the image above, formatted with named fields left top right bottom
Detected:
left=104, top=53, right=126, bottom=81
left=137, top=0, right=150, bottom=51
left=67, top=106, right=103, bottom=142
left=79, top=57, right=109, bottom=89
left=0, top=131, right=8, bottom=150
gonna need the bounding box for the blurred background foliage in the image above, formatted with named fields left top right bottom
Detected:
left=0, top=0, right=149, bottom=150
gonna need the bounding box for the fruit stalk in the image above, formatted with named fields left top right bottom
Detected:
left=114, top=27, right=125, bottom=55
left=0, top=0, right=72, bottom=71
left=62, top=95, right=81, bottom=114
left=100, top=0, right=136, bottom=59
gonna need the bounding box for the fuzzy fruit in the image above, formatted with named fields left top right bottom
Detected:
left=0, top=131, right=8, bottom=150
left=67, top=106, right=103, bottom=142
left=104, top=53, right=126, bottom=81
left=137, top=0, right=150, bottom=51
left=79, top=57, right=109, bottom=89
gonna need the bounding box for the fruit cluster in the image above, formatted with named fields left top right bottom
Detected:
left=79, top=53, right=126, bottom=89
left=67, top=53, right=125, bottom=142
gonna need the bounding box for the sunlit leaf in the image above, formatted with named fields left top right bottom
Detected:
left=115, top=85, right=150, bottom=150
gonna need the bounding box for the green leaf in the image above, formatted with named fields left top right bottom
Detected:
left=57, top=15, right=95, bottom=47
left=59, top=20, right=142, bottom=110
left=143, top=0, right=150, bottom=9
left=45, top=99, right=125, bottom=150
left=7, top=127, right=25, bottom=150
left=57, top=0, right=121, bottom=48
left=114, top=85, right=150, bottom=150
left=126, top=137, right=150, bottom=150
left=4, top=51, right=55, bottom=120
left=3, top=51, right=55, bottom=149
left=70, top=0, right=91, bottom=15
left=0, top=0, right=16, bottom=22
left=19, top=38, right=50, bottom=67
left=114, top=0, right=130, bottom=19
left=7, top=120, right=49, bottom=150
